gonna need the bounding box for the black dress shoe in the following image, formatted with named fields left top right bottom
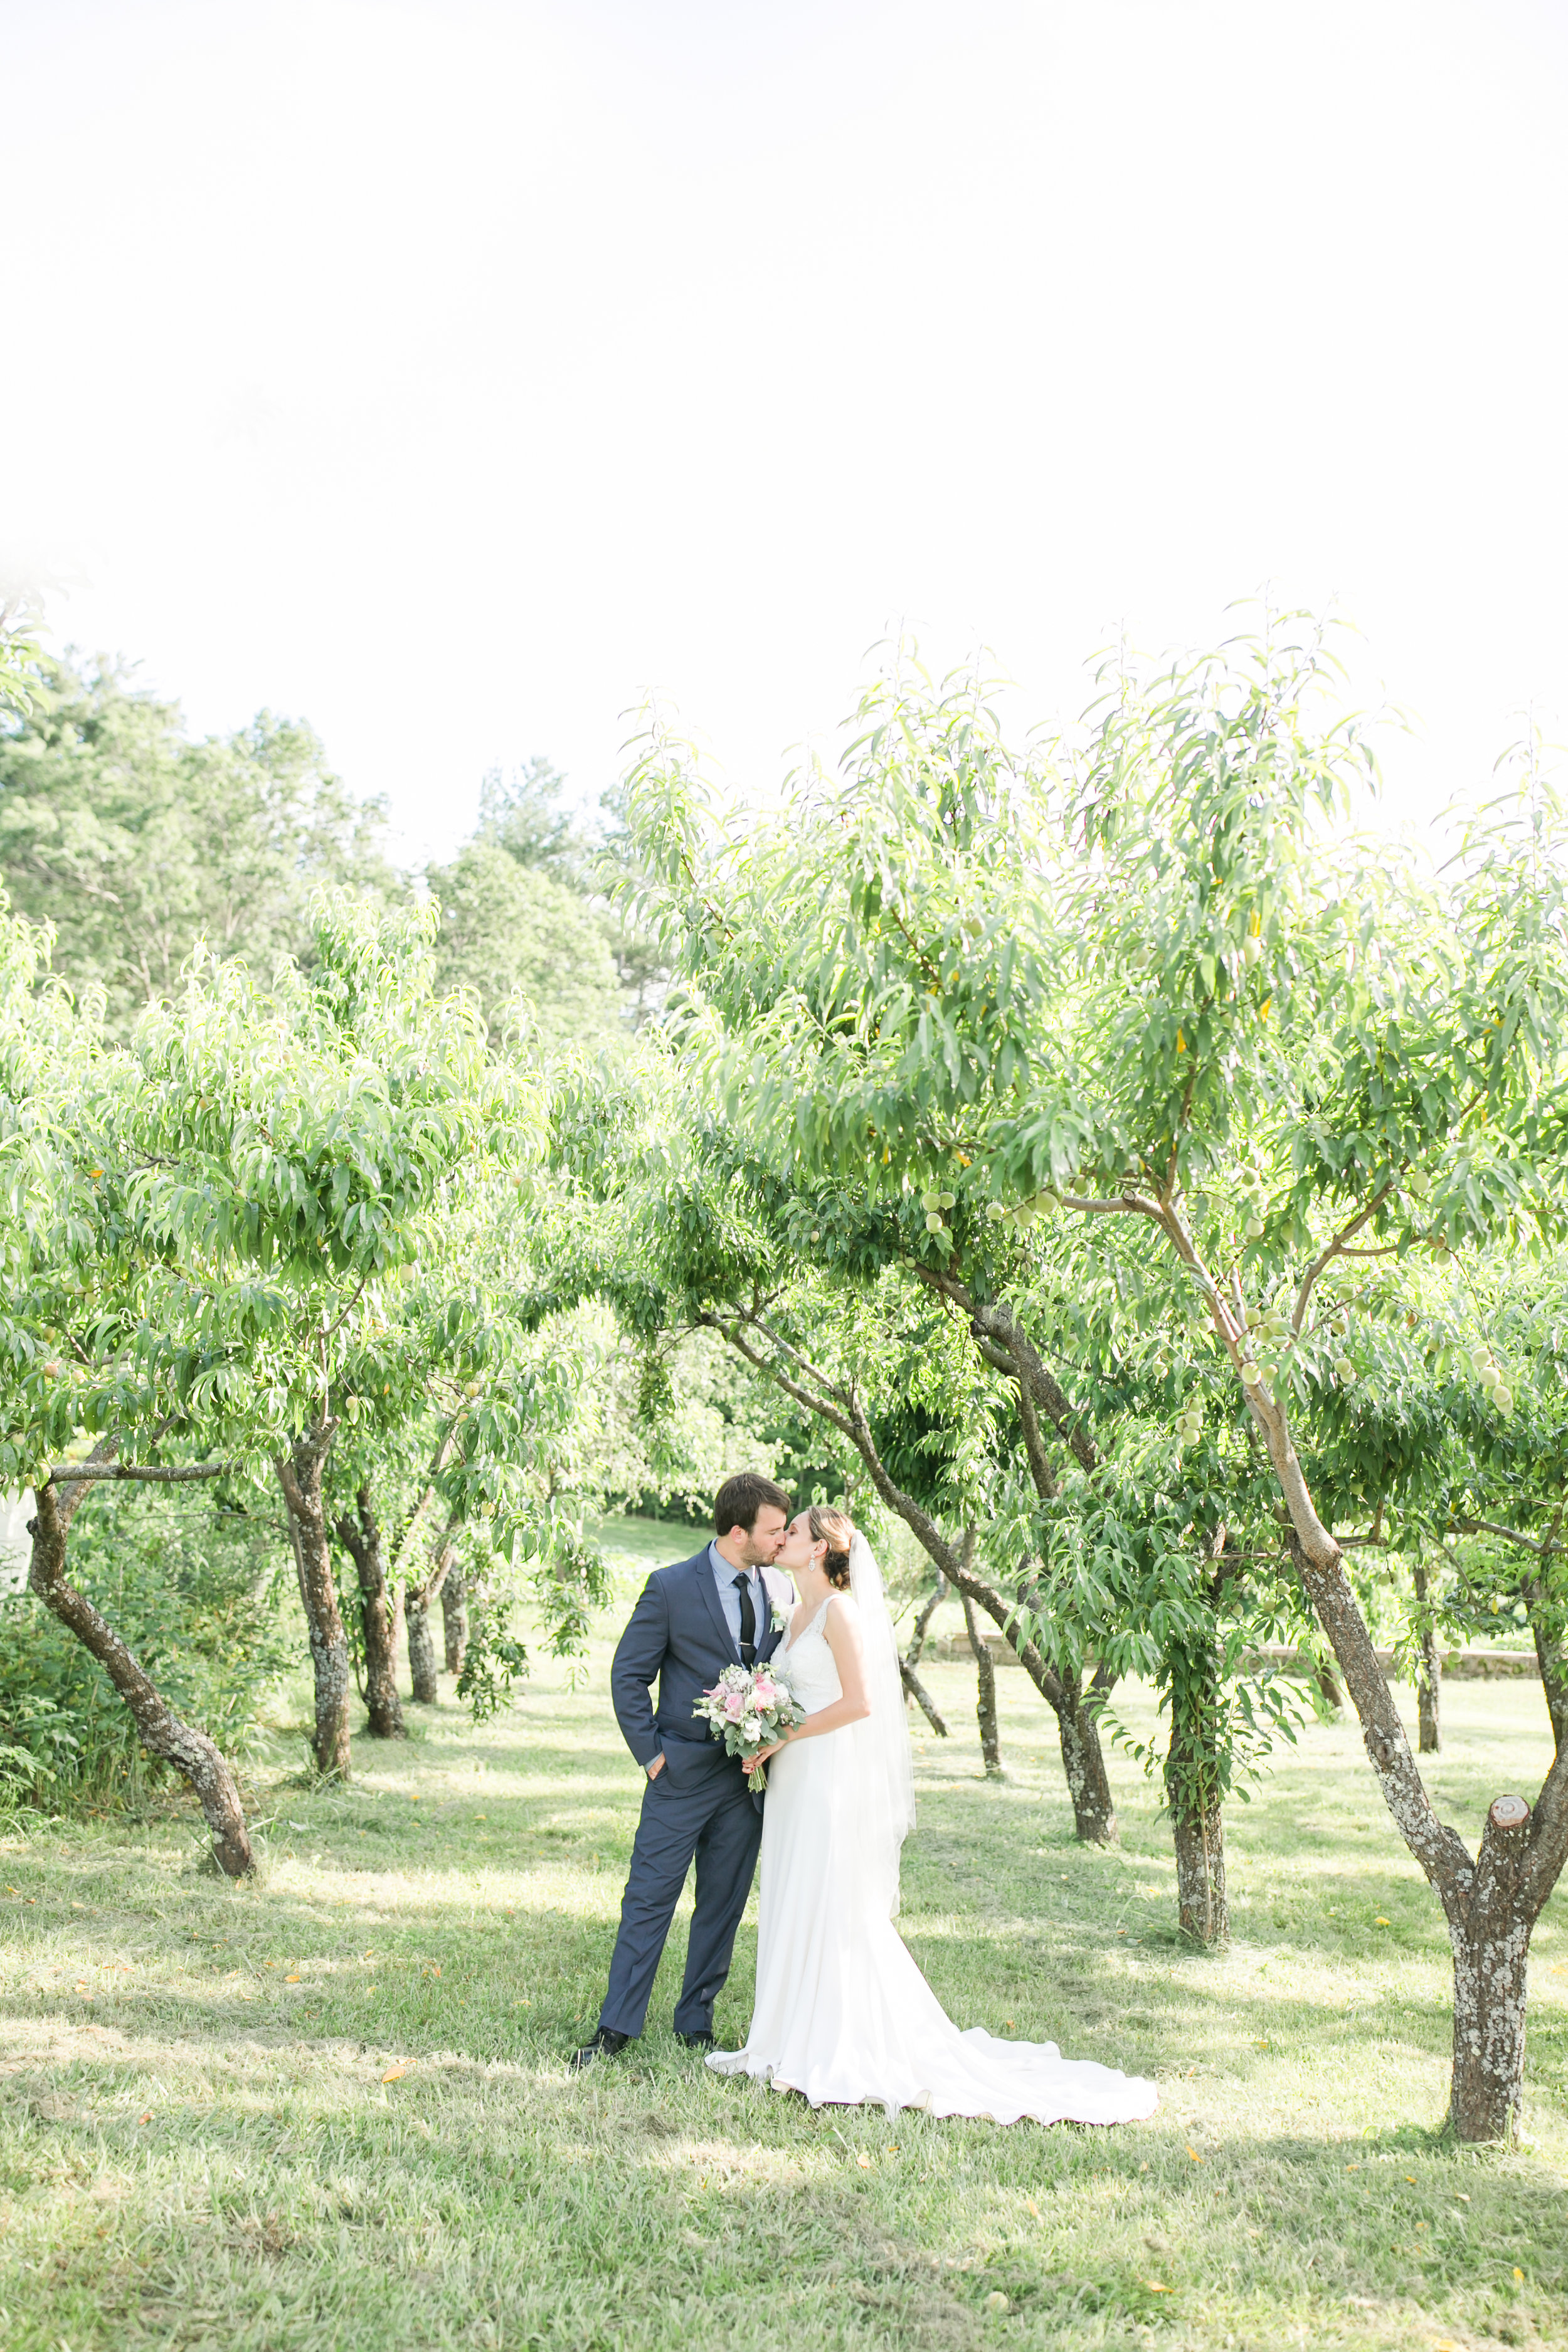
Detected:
left=675, top=2029, right=716, bottom=2050
left=569, top=2028, right=630, bottom=2070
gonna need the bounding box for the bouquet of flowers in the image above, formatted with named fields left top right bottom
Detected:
left=693, top=1661, right=808, bottom=1792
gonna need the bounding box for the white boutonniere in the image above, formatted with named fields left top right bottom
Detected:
left=770, top=1608, right=788, bottom=1634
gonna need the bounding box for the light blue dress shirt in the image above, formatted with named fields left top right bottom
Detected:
left=707, top=1543, right=770, bottom=1661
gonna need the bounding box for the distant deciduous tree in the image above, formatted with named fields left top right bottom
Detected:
left=474, top=756, right=591, bottom=881
left=0, top=654, right=392, bottom=1032
left=426, top=755, right=662, bottom=1037
left=426, top=841, right=622, bottom=1042
left=0, top=889, right=517, bottom=1855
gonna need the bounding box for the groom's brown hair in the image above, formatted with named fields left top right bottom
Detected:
left=713, top=1470, right=792, bottom=1536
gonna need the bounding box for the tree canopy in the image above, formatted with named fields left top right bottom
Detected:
left=610, top=618, right=1568, bottom=2139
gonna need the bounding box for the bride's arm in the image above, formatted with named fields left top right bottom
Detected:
left=743, top=1596, right=871, bottom=1771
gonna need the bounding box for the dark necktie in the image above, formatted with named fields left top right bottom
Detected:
left=733, top=1573, right=756, bottom=1666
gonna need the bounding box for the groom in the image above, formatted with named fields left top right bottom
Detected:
left=570, top=1471, right=794, bottom=2069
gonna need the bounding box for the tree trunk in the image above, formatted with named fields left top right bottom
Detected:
left=1445, top=1796, right=1537, bottom=2141
left=1054, top=1670, right=1119, bottom=1845
left=442, top=1560, right=469, bottom=1676
left=960, top=1591, right=1004, bottom=1777
left=859, top=1470, right=1118, bottom=1839
left=708, top=1315, right=1118, bottom=1835
left=333, top=1485, right=405, bottom=1740
left=905, top=1572, right=946, bottom=1667
left=1165, top=1630, right=1229, bottom=1944
left=931, top=1320, right=1116, bottom=1828
left=406, top=1525, right=458, bottom=1705
left=406, top=1589, right=440, bottom=1703
left=900, top=1572, right=949, bottom=1734
left=28, top=1476, right=253, bottom=1877
left=899, top=1656, right=948, bottom=1735
left=1171, top=1799, right=1227, bottom=1945
left=1258, top=1414, right=1568, bottom=2141
left=276, top=1418, right=351, bottom=1779
left=1412, top=1563, right=1441, bottom=1754
left=1525, top=1572, right=1568, bottom=1755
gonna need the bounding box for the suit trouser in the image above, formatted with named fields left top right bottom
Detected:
left=599, top=1745, right=763, bottom=2038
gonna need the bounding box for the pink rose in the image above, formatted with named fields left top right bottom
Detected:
left=724, top=1692, right=746, bottom=1719
left=752, top=1680, right=776, bottom=1706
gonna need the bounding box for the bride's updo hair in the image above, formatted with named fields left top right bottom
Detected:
left=808, top=1505, right=855, bottom=1590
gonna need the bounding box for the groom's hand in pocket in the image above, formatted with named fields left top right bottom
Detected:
left=646, top=1752, right=665, bottom=1781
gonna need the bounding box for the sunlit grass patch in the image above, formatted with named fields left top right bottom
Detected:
left=1, top=1590, right=1565, bottom=2351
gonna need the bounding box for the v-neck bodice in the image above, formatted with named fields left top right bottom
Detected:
left=780, top=1597, right=839, bottom=1707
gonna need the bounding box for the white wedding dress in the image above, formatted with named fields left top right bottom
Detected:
left=707, top=1581, right=1159, bottom=2127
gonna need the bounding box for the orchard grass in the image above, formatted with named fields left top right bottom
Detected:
left=2, top=1530, right=1566, bottom=2349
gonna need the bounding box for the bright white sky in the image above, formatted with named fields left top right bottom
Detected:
left=5, top=0, right=1566, bottom=863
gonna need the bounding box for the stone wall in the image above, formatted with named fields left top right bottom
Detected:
left=925, top=1629, right=1540, bottom=1679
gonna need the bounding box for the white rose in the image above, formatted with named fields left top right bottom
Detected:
left=742, top=1717, right=761, bottom=1740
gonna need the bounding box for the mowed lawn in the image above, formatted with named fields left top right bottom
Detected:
left=3, top=1522, right=1567, bottom=2352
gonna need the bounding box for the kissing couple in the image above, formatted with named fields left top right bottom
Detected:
left=573, top=1471, right=1158, bottom=2125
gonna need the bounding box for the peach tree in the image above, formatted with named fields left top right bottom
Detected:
left=618, top=623, right=1568, bottom=2138
left=0, top=891, right=529, bottom=1863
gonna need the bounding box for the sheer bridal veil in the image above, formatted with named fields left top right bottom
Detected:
left=847, top=1532, right=917, bottom=1917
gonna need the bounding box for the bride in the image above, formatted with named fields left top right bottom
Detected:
left=706, top=1505, right=1159, bottom=2126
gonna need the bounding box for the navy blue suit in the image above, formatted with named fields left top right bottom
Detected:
left=598, top=1549, right=786, bottom=2040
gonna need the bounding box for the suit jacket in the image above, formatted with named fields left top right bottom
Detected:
left=610, top=1549, right=792, bottom=1770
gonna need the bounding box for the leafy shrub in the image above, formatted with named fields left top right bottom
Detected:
left=0, top=1488, right=294, bottom=1809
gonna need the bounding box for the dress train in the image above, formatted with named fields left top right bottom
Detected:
left=707, top=1599, right=1158, bottom=2126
